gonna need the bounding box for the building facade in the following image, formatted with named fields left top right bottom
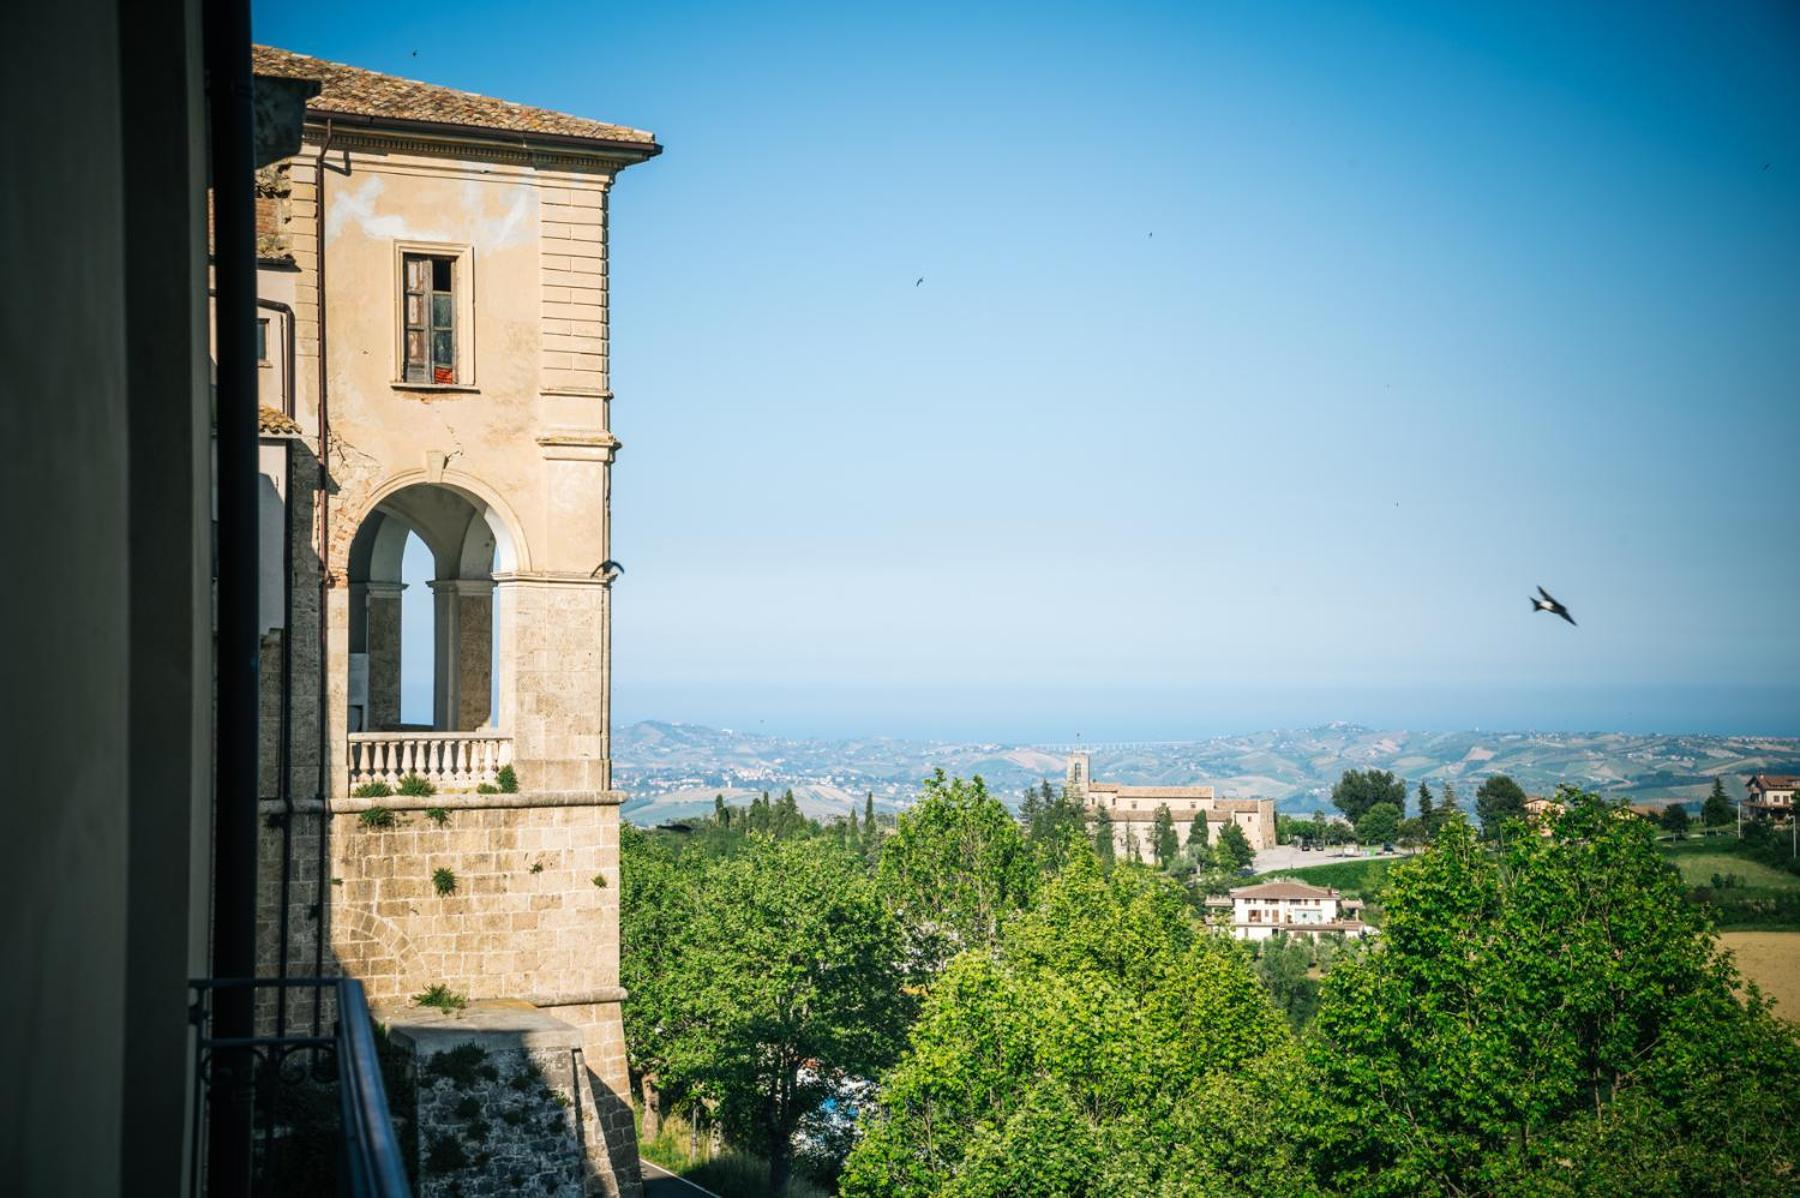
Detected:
left=243, top=46, right=659, bottom=1196
left=1204, top=880, right=1372, bottom=941
left=1067, top=752, right=1278, bottom=856
left=1744, top=774, right=1798, bottom=825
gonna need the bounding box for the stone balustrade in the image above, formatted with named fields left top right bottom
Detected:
left=347, top=730, right=513, bottom=791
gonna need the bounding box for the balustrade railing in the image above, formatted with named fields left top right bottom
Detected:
left=347, top=730, right=512, bottom=791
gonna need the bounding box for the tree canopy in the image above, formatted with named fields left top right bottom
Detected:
left=1305, top=790, right=1800, bottom=1195
left=841, top=852, right=1310, bottom=1198
left=1332, top=769, right=1408, bottom=823
left=876, top=770, right=1038, bottom=975
left=650, top=834, right=908, bottom=1192
left=1474, top=773, right=1528, bottom=838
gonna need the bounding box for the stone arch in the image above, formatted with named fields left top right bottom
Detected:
left=333, top=903, right=427, bottom=1005
left=356, top=467, right=531, bottom=573
left=346, top=471, right=523, bottom=733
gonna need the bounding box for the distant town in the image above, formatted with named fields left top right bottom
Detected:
left=614, top=719, right=1800, bottom=825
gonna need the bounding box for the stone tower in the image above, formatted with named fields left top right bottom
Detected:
left=245, top=46, right=660, bottom=1195
left=1067, top=750, right=1092, bottom=800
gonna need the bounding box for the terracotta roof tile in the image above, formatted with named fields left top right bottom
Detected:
left=1230, top=881, right=1339, bottom=900
left=259, top=406, right=303, bottom=436
left=252, top=45, right=657, bottom=149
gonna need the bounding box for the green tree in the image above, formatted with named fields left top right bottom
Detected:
left=1332, top=769, right=1408, bottom=823
left=1188, top=809, right=1211, bottom=855
left=662, top=836, right=907, bottom=1192
left=1092, top=808, right=1115, bottom=868
left=1023, top=782, right=1089, bottom=874
left=1215, top=822, right=1255, bottom=871
left=1305, top=791, right=1800, bottom=1195
left=1474, top=774, right=1528, bottom=839
left=841, top=851, right=1310, bottom=1197
left=1255, top=935, right=1321, bottom=1028
left=1416, top=780, right=1433, bottom=826
left=1432, top=781, right=1462, bottom=837
left=1660, top=802, right=1691, bottom=838
left=1703, top=777, right=1734, bottom=828
left=1354, top=801, right=1402, bottom=846
left=877, top=771, right=1037, bottom=975
left=1152, top=803, right=1179, bottom=868
left=619, top=824, right=700, bottom=1139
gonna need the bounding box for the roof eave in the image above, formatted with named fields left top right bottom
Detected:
left=306, top=108, right=662, bottom=163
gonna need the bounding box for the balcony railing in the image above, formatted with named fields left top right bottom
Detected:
left=189, top=976, right=412, bottom=1197
left=348, top=730, right=512, bottom=791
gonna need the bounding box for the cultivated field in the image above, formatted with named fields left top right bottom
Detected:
left=1718, top=931, right=1800, bottom=1018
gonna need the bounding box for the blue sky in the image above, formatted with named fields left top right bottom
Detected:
left=259, top=0, right=1800, bottom=740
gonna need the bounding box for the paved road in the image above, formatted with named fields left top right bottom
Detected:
left=641, top=1159, right=720, bottom=1198
left=1252, top=844, right=1412, bottom=874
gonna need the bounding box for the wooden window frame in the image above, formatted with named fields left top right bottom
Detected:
left=393, top=241, right=476, bottom=391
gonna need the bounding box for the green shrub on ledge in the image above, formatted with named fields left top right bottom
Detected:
left=413, top=983, right=468, bottom=1013
left=353, top=780, right=393, bottom=799
left=433, top=867, right=458, bottom=896
left=359, top=807, right=397, bottom=829
left=475, top=783, right=500, bottom=795
left=396, top=772, right=436, bottom=797
left=496, top=764, right=519, bottom=793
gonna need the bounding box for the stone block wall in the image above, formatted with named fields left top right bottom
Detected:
left=497, top=579, right=612, bottom=793
left=389, top=1006, right=626, bottom=1198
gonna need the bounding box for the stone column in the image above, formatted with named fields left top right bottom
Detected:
left=429, top=579, right=494, bottom=732
left=363, top=581, right=404, bottom=731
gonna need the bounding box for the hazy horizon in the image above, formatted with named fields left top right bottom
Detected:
left=262, top=0, right=1800, bottom=739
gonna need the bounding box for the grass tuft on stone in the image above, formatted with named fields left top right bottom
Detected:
left=414, top=984, right=469, bottom=1014
left=358, top=806, right=397, bottom=828
left=353, top=780, right=393, bottom=799
left=433, top=867, right=458, bottom=896
left=396, top=772, right=436, bottom=797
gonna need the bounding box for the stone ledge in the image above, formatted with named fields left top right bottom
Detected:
left=525, top=987, right=628, bottom=1008
left=382, top=999, right=585, bottom=1054
left=259, top=789, right=628, bottom=814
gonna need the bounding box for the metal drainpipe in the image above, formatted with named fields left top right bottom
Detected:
left=312, top=120, right=335, bottom=1034
left=258, top=299, right=298, bottom=1040
left=203, top=0, right=260, bottom=1188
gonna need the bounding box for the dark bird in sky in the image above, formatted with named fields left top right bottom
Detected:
left=594, top=559, right=625, bottom=583
left=915, top=277, right=924, bottom=286
left=1531, top=585, right=1576, bottom=626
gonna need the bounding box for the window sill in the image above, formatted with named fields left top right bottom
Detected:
left=391, top=381, right=480, bottom=395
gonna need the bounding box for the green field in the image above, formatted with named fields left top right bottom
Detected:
left=1660, top=840, right=1800, bottom=890
left=1659, top=836, right=1800, bottom=930
left=1247, top=856, right=1399, bottom=900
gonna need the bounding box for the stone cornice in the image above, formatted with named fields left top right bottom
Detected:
left=292, top=789, right=627, bottom=813
left=306, top=122, right=643, bottom=175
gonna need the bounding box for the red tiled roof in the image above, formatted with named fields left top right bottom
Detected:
left=1748, top=774, right=1800, bottom=791
left=1230, top=881, right=1338, bottom=900
left=252, top=45, right=658, bottom=150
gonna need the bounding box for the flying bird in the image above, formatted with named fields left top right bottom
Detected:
left=1531, top=585, right=1576, bottom=626
left=915, top=277, right=924, bottom=287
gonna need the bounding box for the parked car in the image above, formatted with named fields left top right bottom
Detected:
left=1236, top=866, right=1256, bottom=877
left=1382, top=842, right=1395, bottom=854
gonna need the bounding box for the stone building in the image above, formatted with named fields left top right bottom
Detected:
left=1066, top=752, right=1278, bottom=856
left=241, top=45, right=660, bottom=1196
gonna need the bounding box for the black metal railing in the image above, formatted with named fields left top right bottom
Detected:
left=189, top=977, right=412, bottom=1197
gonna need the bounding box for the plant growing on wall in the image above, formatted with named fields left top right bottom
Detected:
left=476, top=783, right=499, bottom=794
left=433, top=867, right=458, bottom=896
left=496, top=764, right=519, bottom=793
left=353, top=780, right=393, bottom=798
left=359, top=807, right=397, bottom=829
left=530, top=860, right=545, bottom=874
left=424, top=807, right=450, bottom=826
left=397, top=772, right=436, bottom=797
left=413, top=984, right=468, bottom=1012
left=592, top=872, right=608, bottom=888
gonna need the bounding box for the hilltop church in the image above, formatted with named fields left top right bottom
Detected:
left=1067, top=752, right=1278, bottom=856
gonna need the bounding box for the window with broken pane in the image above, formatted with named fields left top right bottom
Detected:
left=402, top=253, right=456, bottom=383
